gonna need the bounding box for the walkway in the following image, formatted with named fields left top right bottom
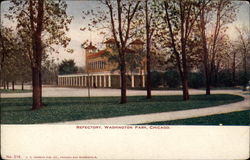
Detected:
left=2, top=86, right=249, bottom=125
left=0, top=85, right=246, bottom=98
left=49, top=91, right=249, bottom=125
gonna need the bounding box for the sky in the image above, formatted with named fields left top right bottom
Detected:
left=1, top=0, right=249, bottom=67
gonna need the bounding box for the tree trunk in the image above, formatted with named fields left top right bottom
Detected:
left=39, top=70, right=43, bottom=106
left=232, top=52, right=236, bottom=85
left=4, top=81, right=6, bottom=89
left=243, top=54, right=247, bottom=89
left=145, top=0, right=151, bottom=99
left=32, top=67, right=42, bottom=110
left=120, top=53, right=127, bottom=104
left=182, top=71, right=189, bottom=100
left=181, top=40, right=189, bottom=100
left=12, top=81, right=15, bottom=91
left=31, top=0, right=44, bottom=110
left=22, top=81, right=24, bottom=90
left=7, top=81, right=9, bottom=90
left=200, top=5, right=211, bottom=95
left=205, top=73, right=211, bottom=95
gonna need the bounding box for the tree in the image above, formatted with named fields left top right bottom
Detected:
left=198, top=0, right=238, bottom=94
left=235, top=25, right=250, bottom=89
left=0, top=26, right=31, bottom=90
left=145, top=0, right=158, bottom=99
left=0, top=27, right=16, bottom=89
left=7, top=0, right=72, bottom=109
left=159, top=0, right=203, bottom=100
left=42, top=58, right=59, bottom=84
left=58, top=59, right=78, bottom=75
left=106, top=0, right=141, bottom=103
left=83, top=0, right=141, bottom=103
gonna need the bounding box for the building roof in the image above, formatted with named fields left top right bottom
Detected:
left=130, top=39, right=144, bottom=45
left=104, top=38, right=116, bottom=44
left=87, top=50, right=107, bottom=58
left=85, top=42, right=97, bottom=50
left=87, top=48, right=135, bottom=59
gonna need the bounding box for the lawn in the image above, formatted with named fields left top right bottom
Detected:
left=143, top=110, right=250, bottom=125
left=1, top=94, right=244, bottom=124
left=0, top=89, right=32, bottom=93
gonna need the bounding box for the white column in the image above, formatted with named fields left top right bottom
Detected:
left=79, top=76, right=82, bottom=86
left=81, top=76, right=83, bottom=87
left=95, top=76, right=98, bottom=87
left=131, top=75, right=135, bottom=88
left=85, top=76, right=87, bottom=87
left=142, top=75, right=145, bottom=88
left=99, top=76, right=102, bottom=87
left=108, top=75, right=111, bottom=87
left=91, top=76, right=94, bottom=87
left=58, top=77, right=60, bottom=86
left=104, top=75, right=106, bottom=87
left=78, top=76, right=81, bottom=86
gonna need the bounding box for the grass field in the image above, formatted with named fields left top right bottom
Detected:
left=144, top=110, right=250, bottom=125
left=1, top=94, right=244, bottom=124
left=0, top=89, right=31, bottom=93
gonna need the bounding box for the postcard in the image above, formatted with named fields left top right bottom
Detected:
left=1, top=0, right=249, bottom=159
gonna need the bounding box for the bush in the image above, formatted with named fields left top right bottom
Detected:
left=163, top=70, right=181, bottom=88
left=151, top=71, right=164, bottom=88
left=188, top=72, right=204, bottom=89
left=216, top=70, right=234, bottom=87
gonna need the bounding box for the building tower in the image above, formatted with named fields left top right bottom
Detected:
left=85, top=42, right=97, bottom=55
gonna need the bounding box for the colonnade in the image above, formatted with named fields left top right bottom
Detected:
left=58, top=74, right=145, bottom=88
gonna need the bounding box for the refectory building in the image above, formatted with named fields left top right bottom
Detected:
left=58, top=38, right=146, bottom=88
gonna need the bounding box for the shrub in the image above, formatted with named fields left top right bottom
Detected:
left=151, top=71, right=164, bottom=88
left=163, top=70, right=181, bottom=89
left=188, top=72, right=204, bottom=89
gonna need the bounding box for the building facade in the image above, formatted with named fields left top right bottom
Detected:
left=58, top=39, right=146, bottom=88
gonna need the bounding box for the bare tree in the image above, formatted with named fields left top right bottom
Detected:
left=103, top=0, right=141, bottom=103
left=235, top=25, right=250, bottom=89
left=161, top=0, right=202, bottom=100
left=198, top=0, right=238, bottom=94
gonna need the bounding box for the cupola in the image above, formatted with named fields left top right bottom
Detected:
left=85, top=42, right=97, bottom=54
